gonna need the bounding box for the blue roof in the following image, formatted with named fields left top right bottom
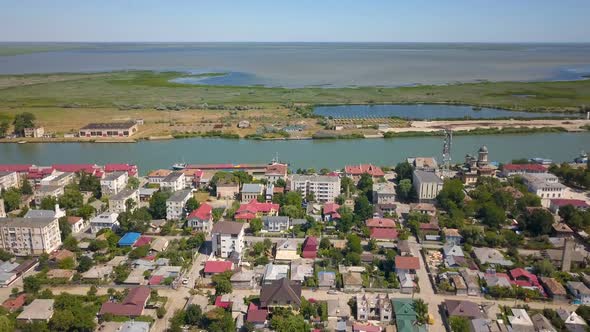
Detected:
left=118, top=232, right=141, bottom=246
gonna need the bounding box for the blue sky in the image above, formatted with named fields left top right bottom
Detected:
left=1, top=0, right=589, bottom=42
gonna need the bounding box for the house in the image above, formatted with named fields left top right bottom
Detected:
left=147, top=169, right=172, bottom=185
left=187, top=203, right=213, bottom=233
left=323, top=202, right=341, bottom=221
left=394, top=300, right=428, bottom=332
left=99, top=286, right=150, bottom=317
left=0, top=261, right=20, bottom=287
left=67, top=216, right=86, bottom=233
left=216, top=182, right=240, bottom=199
left=397, top=240, right=412, bottom=256
left=443, top=228, right=462, bottom=244
left=150, top=237, right=169, bottom=252
left=262, top=263, right=289, bottom=285
left=370, top=228, right=398, bottom=241
left=410, top=203, right=437, bottom=216
left=0, top=171, right=19, bottom=190
left=356, top=293, right=392, bottom=322
left=483, top=271, right=512, bottom=288
left=301, top=236, right=318, bottom=259
left=443, top=243, right=465, bottom=257
left=531, top=313, right=557, bottom=332
left=39, top=171, right=75, bottom=187
left=109, top=188, right=140, bottom=213
left=24, top=126, right=45, bottom=138
left=448, top=274, right=467, bottom=295
left=509, top=268, right=542, bottom=291
left=265, top=163, right=288, bottom=184
left=2, top=294, right=26, bottom=312
left=443, top=300, right=483, bottom=319
left=540, top=277, right=568, bottom=301
left=81, top=265, right=113, bottom=281
left=288, top=174, right=341, bottom=203
left=460, top=269, right=481, bottom=296
left=118, top=232, right=141, bottom=247
left=0, top=217, right=62, bottom=256
left=246, top=302, right=268, bottom=329
left=0, top=199, right=4, bottom=218
left=166, top=189, right=192, bottom=220
left=241, top=183, right=264, bottom=203
left=100, top=171, right=128, bottom=196
left=203, top=260, right=234, bottom=277
left=235, top=200, right=280, bottom=221
left=508, top=308, right=534, bottom=332
left=522, top=173, right=565, bottom=200
left=290, top=261, right=314, bottom=282
left=160, top=172, right=186, bottom=192
left=550, top=199, right=590, bottom=214
left=46, top=269, right=75, bottom=281
left=24, top=205, right=66, bottom=219
left=472, top=247, right=513, bottom=266
left=262, top=216, right=290, bottom=232
left=407, top=157, right=438, bottom=171
left=34, top=185, right=65, bottom=205
left=231, top=269, right=255, bottom=289
left=79, top=121, right=138, bottom=137
left=90, top=212, right=120, bottom=233
left=553, top=223, right=575, bottom=238
left=342, top=271, right=363, bottom=291
left=17, top=299, right=54, bottom=322
left=412, top=170, right=443, bottom=202
left=395, top=256, right=420, bottom=275
left=345, top=164, right=385, bottom=183
left=501, top=163, right=547, bottom=177
left=567, top=281, right=590, bottom=304
left=318, top=271, right=336, bottom=289
left=274, top=239, right=300, bottom=261
left=259, top=278, right=302, bottom=309
left=211, top=221, right=245, bottom=258
left=542, top=248, right=589, bottom=269
left=557, top=309, right=588, bottom=332
left=372, top=182, right=395, bottom=206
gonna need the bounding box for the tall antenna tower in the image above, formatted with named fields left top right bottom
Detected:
left=442, top=128, right=453, bottom=178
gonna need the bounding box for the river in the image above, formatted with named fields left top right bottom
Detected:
left=1, top=132, right=588, bottom=174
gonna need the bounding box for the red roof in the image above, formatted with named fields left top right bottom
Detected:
left=551, top=199, right=590, bottom=209
left=188, top=203, right=212, bottom=221
left=235, top=200, right=279, bottom=219
left=419, top=222, right=440, bottom=231
left=148, top=275, right=164, bottom=285
left=503, top=164, right=547, bottom=172
left=0, top=164, right=33, bottom=172
left=214, top=296, right=232, bottom=309
left=366, top=218, right=396, bottom=228
left=302, top=237, right=318, bottom=258
left=133, top=236, right=153, bottom=247
left=345, top=164, right=385, bottom=177
left=353, top=323, right=382, bottom=332
left=67, top=216, right=83, bottom=225
left=27, top=167, right=55, bottom=179
left=395, top=256, right=420, bottom=270
left=509, top=268, right=540, bottom=287
left=99, top=286, right=150, bottom=317
left=53, top=164, right=100, bottom=175
left=265, top=163, right=288, bottom=176
left=247, top=303, right=268, bottom=323
left=2, top=294, right=26, bottom=311
left=105, top=164, right=138, bottom=176
left=370, top=228, right=399, bottom=240
left=204, top=261, right=233, bottom=274
left=323, top=202, right=340, bottom=215
left=235, top=212, right=257, bottom=220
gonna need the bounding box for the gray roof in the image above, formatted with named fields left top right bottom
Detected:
left=102, top=171, right=126, bottom=181
left=472, top=247, right=514, bottom=266
left=110, top=188, right=138, bottom=201
left=163, top=171, right=183, bottom=182
left=291, top=219, right=307, bottom=226
left=167, top=189, right=192, bottom=202
left=24, top=209, right=56, bottom=219
left=262, top=216, right=290, bottom=223
left=212, top=221, right=245, bottom=235
left=241, top=183, right=263, bottom=193
left=0, top=171, right=16, bottom=177
left=0, top=217, right=56, bottom=228
left=17, top=299, right=55, bottom=321
left=531, top=313, right=557, bottom=332
left=413, top=170, right=443, bottom=183
left=37, top=185, right=63, bottom=193
left=567, top=281, right=590, bottom=296
left=119, top=321, right=151, bottom=332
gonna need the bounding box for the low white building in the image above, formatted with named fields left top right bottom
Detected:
left=262, top=216, right=290, bottom=232
left=413, top=170, right=443, bottom=202
left=211, top=221, right=245, bottom=258
left=67, top=216, right=87, bottom=233
left=108, top=188, right=140, bottom=213
left=23, top=127, right=45, bottom=138
left=0, top=171, right=19, bottom=190
left=288, top=174, right=341, bottom=203
left=166, top=189, right=192, bottom=220
left=39, top=172, right=75, bottom=187
left=160, top=172, right=186, bottom=192
left=90, top=212, right=120, bottom=234
left=0, top=217, right=62, bottom=256
left=522, top=173, right=566, bottom=200
left=100, top=171, right=128, bottom=196
left=187, top=203, right=213, bottom=233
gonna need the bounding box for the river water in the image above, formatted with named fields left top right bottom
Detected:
left=1, top=133, right=588, bottom=174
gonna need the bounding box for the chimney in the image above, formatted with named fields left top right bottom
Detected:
left=562, top=238, right=574, bottom=272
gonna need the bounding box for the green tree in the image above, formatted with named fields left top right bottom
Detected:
left=450, top=316, right=470, bottom=332
left=39, top=196, right=58, bottom=210
left=414, top=299, right=429, bottom=324
left=281, top=204, right=304, bottom=219
left=357, top=173, right=374, bottom=195
left=437, top=179, right=465, bottom=211
left=479, top=203, right=506, bottom=228
left=58, top=216, right=72, bottom=240
left=58, top=185, right=83, bottom=210
left=250, top=218, right=263, bottom=233
left=340, top=176, right=355, bottom=195
left=186, top=197, right=199, bottom=213
left=212, top=272, right=233, bottom=295
left=129, top=245, right=150, bottom=260
left=77, top=255, right=94, bottom=272
left=319, top=237, right=331, bottom=250
left=346, top=234, right=362, bottom=254
left=12, top=112, right=36, bottom=136
left=23, top=275, right=41, bottom=294
left=20, top=178, right=33, bottom=195
left=149, top=190, right=172, bottom=219
left=284, top=191, right=303, bottom=206
left=522, top=209, right=554, bottom=236
left=2, top=188, right=22, bottom=212
left=354, top=195, right=373, bottom=221
left=184, top=304, right=203, bottom=326
left=78, top=172, right=101, bottom=198
left=395, top=161, right=413, bottom=181
left=396, top=179, right=414, bottom=202
left=127, top=177, right=140, bottom=189
left=58, top=257, right=76, bottom=270
left=76, top=204, right=96, bottom=220
left=0, top=315, right=14, bottom=332
left=345, top=252, right=361, bottom=265
left=0, top=120, right=9, bottom=137
left=534, top=259, right=555, bottom=277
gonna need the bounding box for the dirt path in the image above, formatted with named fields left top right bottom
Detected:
left=385, top=119, right=590, bottom=133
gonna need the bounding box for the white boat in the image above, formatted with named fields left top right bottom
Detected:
left=172, top=163, right=186, bottom=170
left=574, top=151, right=588, bottom=164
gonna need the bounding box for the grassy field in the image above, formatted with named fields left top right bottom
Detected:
left=0, top=44, right=93, bottom=56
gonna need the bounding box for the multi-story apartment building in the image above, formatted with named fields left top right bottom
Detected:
left=372, top=182, right=396, bottom=205
left=288, top=174, right=341, bottom=203
left=165, top=189, right=192, bottom=220
left=211, top=221, right=245, bottom=258
left=265, top=163, right=288, bottom=184
left=100, top=171, right=128, bottom=196
left=160, top=172, right=186, bottom=192
left=90, top=212, right=120, bottom=234
left=34, top=185, right=65, bottom=205
left=412, top=170, right=444, bottom=202
left=39, top=172, right=75, bottom=187
left=108, top=188, right=140, bottom=213
left=522, top=173, right=566, bottom=200
left=0, top=217, right=62, bottom=256
left=0, top=171, right=19, bottom=190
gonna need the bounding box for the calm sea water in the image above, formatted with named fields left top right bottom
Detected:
left=1, top=43, right=590, bottom=87
left=1, top=133, right=588, bottom=174
left=314, top=104, right=579, bottom=120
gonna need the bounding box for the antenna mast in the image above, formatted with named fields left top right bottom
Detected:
left=442, top=128, right=453, bottom=178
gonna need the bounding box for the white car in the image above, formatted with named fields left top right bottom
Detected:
left=327, top=290, right=339, bottom=295
left=182, top=278, right=189, bottom=285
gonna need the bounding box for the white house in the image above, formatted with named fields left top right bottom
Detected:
left=160, top=172, right=186, bottom=192
left=412, top=170, right=443, bottom=202
left=211, top=221, right=245, bottom=258
left=67, top=216, right=87, bottom=233
left=108, top=188, right=140, bottom=213
left=187, top=203, right=213, bottom=233
left=90, top=212, right=120, bottom=234
left=100, top=171, right=128, bottom=196
left=166, top=189, right=192, bottom=221
left=39, top=172, right=75, bottom=187
left=262, top=216, right=290, bottom=232
left=522, top=173, right=565, bottom=200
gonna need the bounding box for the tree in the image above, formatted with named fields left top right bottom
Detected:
left=23, top=275, right=41, bottom=294
left=395, top=161, right=413, bottom=181
left=76, top=204, right=96, bottom=220
left=0, top=315, right=14, bottom=332
left=534, top=259, right=555, bottom=277
left=184, top=304, right=203, bottom=326
left=396, top=179, right=413, bottom=202
left=270, top=309, right=309, bottom=332
left=129, top=245, right=150, bottom=260
left=449, top=316, right=470, bottom=332
left=280, top=204, right=304, bottom=219
left=58, top=185, right=83, bottom=210
left=58, top=217, right=72, bottom=240
left=522, top=209, right=554, bottom=236
left=354, top=195, right=373, bottom=221
left=346, top=234, right=362, bottom=254
left=0, top=120, right=9, bottom=137
left=157, top=306, right=167, bottom=319
left=479, top=203, right=506, bottom=228
left=414, top=299, right=428, bottom=324
left=77, top=255, right=93, bottom=272
left=12, top=112, right=36, bottom=136
left=40, top=196, right=58, bottom=210
left=212, top=272, right=233, bottom=295
left=320, top=237, right=331, bottom=250
left=50, top=309, right=76, bottom=331
left=250, top=218, right=263, bottom=233
left=149, top=190, right=172, bottom=219
left=2, top=188, right=21, bottom=212
left=127, top=177, right=140, bottom=189
left=0, top=249, right=13, bottom=262
left=437, top=179, right=465, bottom=211
left=20, top=178, right=33, bottom=195
left=340, top=176, right=355, bottom=195
left=58, top=257, right=76, bottom=270
left=186, top=197, right=199, bottom=213
left=284, top=191, right=303, bottom=207
left=345, top=252, right=361, bottom=265
left=78, top=172, right=101, bottom=197
left=357, top=173, right=374, bottom=195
